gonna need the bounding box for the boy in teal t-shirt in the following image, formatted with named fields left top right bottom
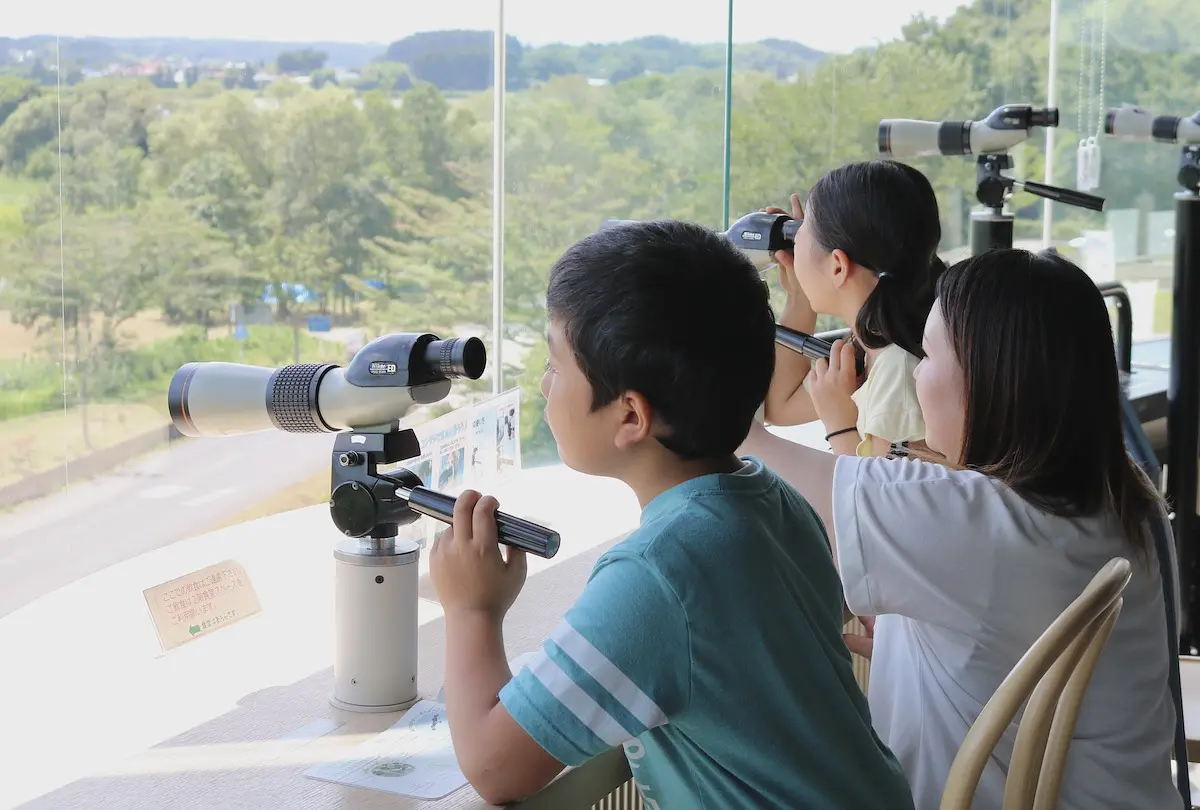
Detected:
left=429, top=220, right=914, bottom=809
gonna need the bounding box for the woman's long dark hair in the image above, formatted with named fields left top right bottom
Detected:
left=806, top=160, right=946, bottom=358
left=937, top=249, right=1162, bottom=556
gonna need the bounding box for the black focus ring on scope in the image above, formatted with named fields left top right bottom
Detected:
left=1153, top=115, right=1181, bottom=143
left=265, top=363, right=337, bottom=433
left=938, top=121, right=972, bottom=155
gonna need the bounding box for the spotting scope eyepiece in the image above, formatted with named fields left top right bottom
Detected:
left=1105, top=105, right=1200, bottom=146
left=601, top=212, right=802, bottom=271
left=879, top=103, right=1059, bottom=158
left=168, top=332, right=486, bottom=438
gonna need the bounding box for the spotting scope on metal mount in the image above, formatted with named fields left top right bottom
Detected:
left=879, top=103, right=1108, bottom=255
left=167, top=332, right=560, bottom=714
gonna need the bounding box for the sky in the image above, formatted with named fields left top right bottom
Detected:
left=3, top=0, right=971, bottom=54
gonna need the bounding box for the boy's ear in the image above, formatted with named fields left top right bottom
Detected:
left=613, top=390, right=654, bottom=450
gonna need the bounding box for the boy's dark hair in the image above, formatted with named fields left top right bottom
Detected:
left=546, top=219, right=775, bottom=460
left=937, top=248, right=1162, bottom=558
left=807, top=159, right=946, bottom=358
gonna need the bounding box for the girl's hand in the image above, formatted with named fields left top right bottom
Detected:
left=765, top=194, right=811, bottom=309
left=804, top=338, right=860, bottom=431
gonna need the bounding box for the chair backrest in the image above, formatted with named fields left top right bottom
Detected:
left=939, top=557, right=1133, bottom=810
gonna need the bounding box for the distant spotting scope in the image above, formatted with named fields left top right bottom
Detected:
left=1106, top=106, right=1200, bottom=146
left=1106, top=106, right=1200, bottom=191
left=876, top=103, right=1104, bottom=252
left=602, top=211, right=801, bottom=271
left=879, top=103, right=1059, bottom=158
left=167, top=332, right=559, bottom=559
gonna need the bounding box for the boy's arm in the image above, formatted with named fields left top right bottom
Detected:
left=441, top=612, right=566, bottom=805
left=430, top=491, right=565, bottom=804
left=493, top=554, right=690, bottom=800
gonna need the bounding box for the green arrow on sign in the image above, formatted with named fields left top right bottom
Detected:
left=189, top=625, right=201, bottom=636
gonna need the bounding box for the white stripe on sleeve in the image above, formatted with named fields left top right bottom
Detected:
left=550, top=621, right=668, bottom=730
left=527, top=648, right=634, bottom=747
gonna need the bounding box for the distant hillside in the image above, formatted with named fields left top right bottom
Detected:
left=1, top=31, right=825, bottom=91
left=0, top=36, right=387, bottom=70
left=383, top=30, right=825, bottom=90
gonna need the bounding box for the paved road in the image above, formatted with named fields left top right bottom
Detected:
left=0, top=430, right=336, bottom=619
left=0, top=418, right=833, bottom=620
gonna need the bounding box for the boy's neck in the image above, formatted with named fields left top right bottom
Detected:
left=621, top=453, right=744, bottom=510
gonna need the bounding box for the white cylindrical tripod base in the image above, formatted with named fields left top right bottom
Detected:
left=330, top=539, right=420, bottom=713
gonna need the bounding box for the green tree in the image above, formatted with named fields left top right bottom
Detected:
left=7, top=204, right=185, bottom=445
left=398, top=83, right=467, bottom=198
left=0, top=93, right=60, bottom=173
left=0, top=76, right=40, bottom=130
left=277, top=49, right=329, bottom=75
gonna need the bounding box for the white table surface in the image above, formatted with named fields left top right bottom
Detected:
left=1, top=466, right=642, bottom=810
left=2, top=424, right=831, bottom=810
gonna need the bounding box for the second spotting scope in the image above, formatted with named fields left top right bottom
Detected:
left=879, top=104, right=1058, bottom=158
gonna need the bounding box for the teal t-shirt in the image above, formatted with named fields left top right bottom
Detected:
left=499, top=458, right=914, bottom=809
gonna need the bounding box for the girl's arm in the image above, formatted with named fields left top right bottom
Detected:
left=764, top=295, right=820, bottom=426
left=763, top=196, right=822, bottom=427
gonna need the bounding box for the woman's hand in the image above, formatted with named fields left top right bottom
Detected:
left=804, top=338, right=860, bottom=432
left=844, top=615, right=876, bottom=659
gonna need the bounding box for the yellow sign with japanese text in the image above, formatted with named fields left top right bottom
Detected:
left=143, top=559, right=262, bottom=651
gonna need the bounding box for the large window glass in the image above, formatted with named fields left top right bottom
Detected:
left=729, top=0, right=1048, bottom=330
left=1046, top=0, right=1198, bottom=340
left=0, top=15, right=495, bottom=616
left=503, top=0, right=734, bottom=466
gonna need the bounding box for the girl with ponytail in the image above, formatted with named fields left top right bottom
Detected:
left=761, top=159, right=946, bottom=458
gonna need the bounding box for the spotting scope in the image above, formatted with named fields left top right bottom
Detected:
left=166, top=332, right=559, bottom=559
left=169, top=333, right=485, bottom=437
left=878, top=103, right=1059, bottom=158
left=1105, top=106, right=1200, bottom=146
left=1106, top=106, right=1200, bottom=191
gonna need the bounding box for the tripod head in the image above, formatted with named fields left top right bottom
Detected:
left=1105, top=106, right=1200, bottom=193
left=167, top=332, right=559, bottom=558
left=974, top=152, right=1107, bottom=215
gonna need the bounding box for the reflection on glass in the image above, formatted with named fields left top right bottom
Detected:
left=730, top=1, right=1048, bottom=329
left=504, top=1, right=734, bottom=465
left=1049, top=0, right=1200, bottom=337
left=0, top=17, right=495, bottom=615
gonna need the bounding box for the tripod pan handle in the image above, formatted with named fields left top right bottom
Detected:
left=1020, top=180, right=1107, bottom=212
left=407, top=486, right=562, bottom=558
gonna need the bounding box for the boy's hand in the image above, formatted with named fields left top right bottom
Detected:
left=430, top=490, right=528, bottom=618
left=804, top=338, right=860, bottom=430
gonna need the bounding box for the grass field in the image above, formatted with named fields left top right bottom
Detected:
left=0, top=309, right=184, bottom=361
left=0, top=398, right=168, bottom=490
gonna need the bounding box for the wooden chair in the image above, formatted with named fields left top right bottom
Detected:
left=940, top=557, right=1133, bottom=810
